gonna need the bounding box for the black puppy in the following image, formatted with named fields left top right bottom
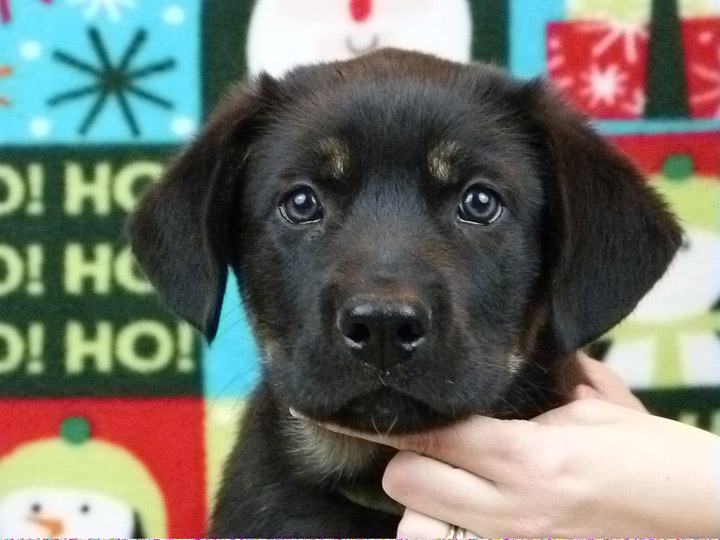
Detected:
left=129, top=49, right=681, bottom=537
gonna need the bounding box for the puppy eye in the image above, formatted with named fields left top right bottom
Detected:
left=279, top=186, right=324, bottom=224
left=458, top=184, right=503, bottom=225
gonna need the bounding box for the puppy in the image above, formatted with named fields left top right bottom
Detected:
left=129, top=49, right=681, bottom=537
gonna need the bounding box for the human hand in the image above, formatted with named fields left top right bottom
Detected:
left=308, top=359, right=720, bottom=537
left=570, top=352, right=647, bottom=411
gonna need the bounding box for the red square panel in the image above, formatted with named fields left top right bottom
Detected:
left=610, top=132, right=720, bottom=176
left=0, top=398, right=206, bottom=537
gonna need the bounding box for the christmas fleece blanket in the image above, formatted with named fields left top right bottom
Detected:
left=0, top=0, right=718, bottom=536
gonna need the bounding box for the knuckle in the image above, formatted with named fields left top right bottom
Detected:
left=509, top=439, right=566, bottom=485
left=502, top=426, right=538, bottom=464
left=567, top=397, right=606, bottom=420
left=404, top=431, right=441, bottom=456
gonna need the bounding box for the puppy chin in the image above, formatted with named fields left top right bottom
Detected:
left=308, top=389, right=455, bottom=434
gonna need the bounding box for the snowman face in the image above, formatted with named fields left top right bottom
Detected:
left=0, top=487, right=136, bottom=538
left=632, top=228, right=720, bottom=321
left=247, top=0, right=472, bottom=77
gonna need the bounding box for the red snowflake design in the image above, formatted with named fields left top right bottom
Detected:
left=547, top=21, right=649, bottom=119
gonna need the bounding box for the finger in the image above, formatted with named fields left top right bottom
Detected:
left=383, top=451, right=503, bottom=537
left=293, top=409, right=541, bottom=477
left=576, top=354, right=647, bottom=412
left=532, top=398, right=645, bottom=428
left=397, top=509, right=483, bottom=539
left=396, top=508, right=451, bottom=538
left=572, top=383, right=600, bottom=401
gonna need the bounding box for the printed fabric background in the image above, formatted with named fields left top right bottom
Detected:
left=0, top=0, right=719, bottom=536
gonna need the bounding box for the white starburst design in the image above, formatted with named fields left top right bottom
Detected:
left=580, top=63, right=627, bottom=107
left=690, top=49, right=720, bottom=116
left=67, top=0, right=137, bottom=21
left=578, top=21, right=649, bottom=64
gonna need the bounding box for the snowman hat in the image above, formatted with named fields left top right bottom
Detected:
left=0, top=417, right=167, bottom=536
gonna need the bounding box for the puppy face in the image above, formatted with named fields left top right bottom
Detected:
left=235, top=76, right=546, bottom=432
left=129, top=49, right=681, bottom=433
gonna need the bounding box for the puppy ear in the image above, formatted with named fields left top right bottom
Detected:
left=128, top=83, right=267, bottom=340
left=527, top=82, right=682, bottom=352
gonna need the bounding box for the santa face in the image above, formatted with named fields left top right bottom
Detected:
left=0, top=487, right=136, bottom=538
left=247, top=0, right=472, bottom=77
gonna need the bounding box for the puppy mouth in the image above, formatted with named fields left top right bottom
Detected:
left=319, top=388, right=454, bottom=434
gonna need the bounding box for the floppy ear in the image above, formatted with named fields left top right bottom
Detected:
left=128, top=82, right=267, bottom=340
left=527, top=83, right=682, bottom=352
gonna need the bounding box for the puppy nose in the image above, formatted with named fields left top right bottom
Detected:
left=337, top=297, right=430, bottom=367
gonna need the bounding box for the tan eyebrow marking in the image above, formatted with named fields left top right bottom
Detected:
left=428, top=141, right=461, bottom=184
left=318, top=137, right=350, bottom=180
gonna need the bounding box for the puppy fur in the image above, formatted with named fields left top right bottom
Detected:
left=129, top=49, right=681, bottom=537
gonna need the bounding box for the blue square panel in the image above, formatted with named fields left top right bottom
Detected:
left=204, top=272, right=261, bottom=399
left=0, top=0, right=201, bottom=145
left=509, top=0, right=564, bottom=78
